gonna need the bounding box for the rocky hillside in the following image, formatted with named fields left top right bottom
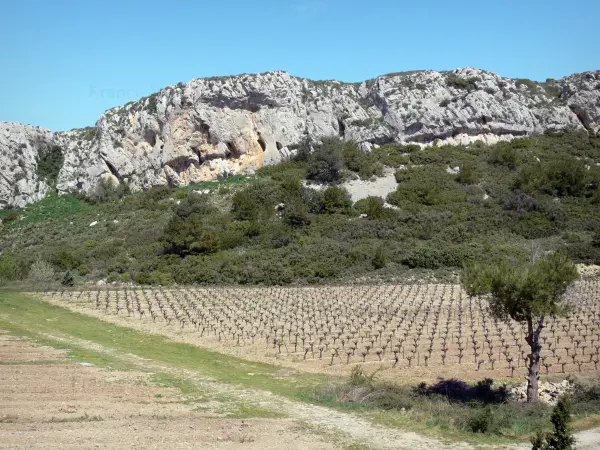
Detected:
left=1, top=68, right=599, bottom=208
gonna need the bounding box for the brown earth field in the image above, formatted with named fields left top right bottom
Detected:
left=0, top=331, right=335, bottom=450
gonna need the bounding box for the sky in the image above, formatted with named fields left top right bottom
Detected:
left=1, top=0, right=598, bottom=131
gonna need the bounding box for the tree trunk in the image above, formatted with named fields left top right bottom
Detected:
left=526, top=315, right=545, bottom=403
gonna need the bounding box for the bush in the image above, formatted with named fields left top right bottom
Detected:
left=372, top=246, right=388, bottom=269
left=300, top=187, right=325, bottom=214
left=162, top=214, right=222, bottom=256
left=231, top=181, right=283, bottom=221
left=257, top=161, right=307, bottom=182
left=489, top=146, right=520, bottom=169
left=389, top=166, right=466, bottom=207
left=61, top=270, right=74, bottom=286
left=1, top=212, right=20, bottom=223
left=48, top=247, right=82, bottom=271
left=456, top=162, right=479, bottom=185
left=27, top=258, right=55, bottom=285
left=88, top=177, right=127, bottom=203
left=515, top=157, right=593, bottom=198
left=403, top=244, right=474, bottom=269
left=370, top=144, right=410, bottom=167
left=446, top=74, right=480, bottom=91
left=503, top=191, right=539, bottom=213
left=354, top=196, right=387, bottom=220
left=0, top=253, right=21, bottom=283
left=36, top=145, right=64, bottom=185
left=531, top=395, right=575, bottom=450
left=306, top=137, right=344, bottom=183
left=174, top=192, right=217, bottom=219
left=515, top=78, right=538, bottom=90
left=467, top=406, right=494, bottom=433
left=322, top=186, right=352, bottom=214
left=282, top=200, right=311, bottom=228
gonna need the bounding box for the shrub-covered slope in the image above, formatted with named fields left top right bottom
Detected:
left=1, top=132, right=599, bottom=286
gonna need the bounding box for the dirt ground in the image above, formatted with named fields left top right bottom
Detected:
left=0, top=332, right=335, bottom=450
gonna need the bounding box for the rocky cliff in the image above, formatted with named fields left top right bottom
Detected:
left=1, top=67, right=599, bottom=208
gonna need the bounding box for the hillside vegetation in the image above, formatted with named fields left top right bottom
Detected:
left=1, top=132, right=599, bottom=286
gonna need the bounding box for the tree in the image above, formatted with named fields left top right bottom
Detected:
left=461, top=252, right=579, bottom=403
left=372, top=246, right=388, bottom=269
left=531, top=395, right=575, bottom=450
left=61, top=270, right=74, bottom=286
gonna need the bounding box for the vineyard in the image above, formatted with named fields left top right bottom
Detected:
left=43, top=281, right=600, bottom=379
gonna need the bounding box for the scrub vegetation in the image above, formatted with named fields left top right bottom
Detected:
left=1, top=132, right=599, bottom=287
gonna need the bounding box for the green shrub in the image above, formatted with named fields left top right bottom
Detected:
left=403, top=144, right=421, bottom=153
left=306, top=137, right=344, bottom=183
left=145, top=93, right=158, bottom=114
left=27, top=258, right=55, bottom=285
left=231, top=183, right=277, bottom=221
left=467, top=406, right=494, bottom=433
left=257, top=161, right=307, bottom=182
left=531, top=395, right=575, bottom=450
left=36, top=145, right=64, bottom=185
left=409, top=149, right=443, bottom=165
left=446, top=74, right=480, bottom=91
left=0, top=253, right=21, bottom=283
left=49, top=248, right=82, bottom=271
left=282, top=200, right=311, bottom=228
left=371, top=144, right=410, bottom=167
left=372, top=246, right=388, bottom=269
left=300, top=187, right=325, bottom=214
left=515, top=157, right=593, bottom=198
left=88, top=177, right=127, bottom=203
left=61, top=270, right=74, bottom=286
left=489, top=146, right=520, bottom=169
left=456, top=162, right=479, bottom=185
left=323, top=186, right=352, bottom=214
left=354, top=196, right=387, bottom=220
left=515, top=78, right=538, bottom=90
left=403, top=244, right=474, bottom=269
left=389, top=166, right=466, bottom=207
left=1, top=212, right=20, bottom=223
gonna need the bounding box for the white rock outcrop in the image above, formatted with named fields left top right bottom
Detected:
left=1, top=68, right=599, bottom=208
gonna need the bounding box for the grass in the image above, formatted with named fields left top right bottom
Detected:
left=0, top=193, right=93, bottom=227
left=303, top=366, right=600, bottom=445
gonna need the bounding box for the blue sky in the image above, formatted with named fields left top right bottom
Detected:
left=1, top=0, right=598, bottom=131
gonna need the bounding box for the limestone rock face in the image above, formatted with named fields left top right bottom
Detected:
left=1, top=68, right=599, bottom=208
left=0, top=123, right=53, bottom=208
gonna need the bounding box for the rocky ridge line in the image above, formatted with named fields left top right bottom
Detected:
left=1, top=67, right=599, bottom=208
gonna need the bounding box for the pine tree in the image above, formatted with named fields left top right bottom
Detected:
left=462, top=253, right=579, bottom=402
left=530, top=395, right=575, bottom=450
left=61, top=270, right=74, bottom=287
